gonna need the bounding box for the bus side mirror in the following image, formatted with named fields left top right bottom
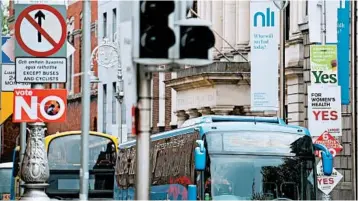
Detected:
left=188, top=185, right=197, bottom=200
left=195, top=140, right=206, bottom=171
left=313, top=144, right=333, bottom=176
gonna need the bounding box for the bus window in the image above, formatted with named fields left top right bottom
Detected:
left=46, top=134, right=117, bottom=199
left=47, top=135, right=115, bottom=170
left=0, top=167, right=12, bottom=200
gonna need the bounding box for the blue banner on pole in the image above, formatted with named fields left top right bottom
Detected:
left=337, top=0, right=350, bottom=105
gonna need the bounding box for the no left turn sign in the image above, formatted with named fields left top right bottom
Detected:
left=15, top=4, right=67, bottom=57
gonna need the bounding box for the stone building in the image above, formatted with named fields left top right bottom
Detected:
left=161, top=0, right=354, bottom=199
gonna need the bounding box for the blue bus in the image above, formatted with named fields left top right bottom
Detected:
left=114, top=115, right=333, bottom=200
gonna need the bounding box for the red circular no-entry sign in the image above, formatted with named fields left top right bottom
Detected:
left=15, top=4, right=67, bottom=57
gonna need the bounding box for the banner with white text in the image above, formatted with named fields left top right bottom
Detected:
left=250, top=0, right=279, bottom=111
left=308, top=85, right=342, bottom=136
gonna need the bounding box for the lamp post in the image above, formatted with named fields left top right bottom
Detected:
left=90, top=37, right=123, bottom=141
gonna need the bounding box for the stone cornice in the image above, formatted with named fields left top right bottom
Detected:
left=285, top=59, right=304, bottom=78
left=176, top=62, right=250, bottom=78
left=286, top=37, right=303, bottom=47
left=71, top=22, right=97, bottom=37
left=67, top=89, right=98, bottom=101
left=165, top=72, right=250, bottom=91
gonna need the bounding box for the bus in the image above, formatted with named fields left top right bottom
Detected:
left=11, top=131, right=119, bottom=200
left=114, top=115, right=333, bottom=200
left=0, top=162, right=13, bottom=200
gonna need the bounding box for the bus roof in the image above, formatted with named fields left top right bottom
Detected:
left=119, top=115, right=310, bottom=148
left=14, top=131, right=119, bottom=151
left=45, top=130, right=118, bottom=142
left=0, top=162, right=13, bottom=169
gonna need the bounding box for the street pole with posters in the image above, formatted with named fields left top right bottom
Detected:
left=273, top=0, right=289, bottom=121
left=350, top=0, right=357, bottom=198
left=319, top=0, right=331, bottom=200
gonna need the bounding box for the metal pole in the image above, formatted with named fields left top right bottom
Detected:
left=320, top=0, right=330, bottom=200
left=19, top=122, right=26, bottom=195
left=321, top=0, right=327, bottom=45
left=351, top=0, right=357, bottom=199
left=116, top=31, right=123, bottom=144
left=117, top=77, right=123, bottom=144
left=135, top=65, right=151, bottom=200
left=80, top=0, right=91, bottom=200
left=279, top=6, right=286, bottom=121
left=18, top=0, right=49, bottom=195
left=19, top=122, right=26, bottom=163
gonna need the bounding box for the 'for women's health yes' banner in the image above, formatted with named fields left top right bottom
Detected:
left=250, top=0, right=279, bottom=111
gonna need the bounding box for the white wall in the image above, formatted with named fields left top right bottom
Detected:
left=97, top=1, right=136, bottom=143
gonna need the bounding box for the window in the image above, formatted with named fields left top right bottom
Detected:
left=0, top=168, right=11, bottom=193
left=112, top=8, right=117, bottom=41
left=112, top=82, right=117, bottom=124
left=79, top=39, right=82, bottom=92
left=103, top=84, right=107, bottom=132
left=93, top=117, right=98, bottom=131
left=285, top=3, right=290, bottom=41
left=305, top=0, right=308, bottom=16
left=158, top=126, right=165, bottom=132
left=103, top=12, right=107, bottom=38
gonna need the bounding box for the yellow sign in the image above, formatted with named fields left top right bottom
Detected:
left=1, top=92, right=14, bottom=125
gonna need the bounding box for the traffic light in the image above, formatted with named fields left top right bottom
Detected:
left=174, top=18, right=215, bottom=66
left=133, top=1, right=176, bottom=65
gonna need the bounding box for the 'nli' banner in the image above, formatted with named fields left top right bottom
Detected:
left=250, top=0, right=279, bottom=111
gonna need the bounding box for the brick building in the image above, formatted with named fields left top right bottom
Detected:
left=0, top=0, right=99, bottom=162
left=151, top=72, right=176, bottom=134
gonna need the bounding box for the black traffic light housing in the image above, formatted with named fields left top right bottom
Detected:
left=133, top=1, right=176, bottom=65
left=174, top=18, right=215, bottom=66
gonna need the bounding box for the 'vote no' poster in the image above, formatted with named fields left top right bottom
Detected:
left=308, top=85, right=342, bottom=136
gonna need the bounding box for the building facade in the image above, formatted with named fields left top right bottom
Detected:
left=97, top=1, right=137, bottom=142
left=163, top=0, right=353, bottom=199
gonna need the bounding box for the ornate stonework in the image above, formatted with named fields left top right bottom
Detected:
left=21, top=123, right=49, bottom=183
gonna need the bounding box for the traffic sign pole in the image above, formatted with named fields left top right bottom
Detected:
left=320, top=1, right=331, bottom=200
left=79, top=0, right=91, bottom=200
left=14, top=3, right=67, bottom=201
left=135, top=66, right=152, bottom=200
left=278, top=1, right=287, bottom=121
